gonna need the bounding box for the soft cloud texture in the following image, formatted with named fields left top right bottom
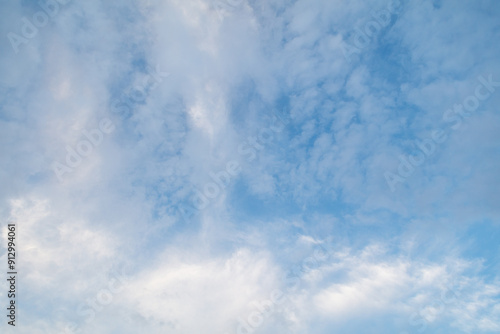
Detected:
left=0, top=0, right=499, bottom=333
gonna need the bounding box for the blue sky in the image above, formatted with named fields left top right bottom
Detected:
left=0, top=0, right=499, bottom=333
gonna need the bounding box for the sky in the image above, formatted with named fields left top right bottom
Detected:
left=0, top=0, right=499, bottom=333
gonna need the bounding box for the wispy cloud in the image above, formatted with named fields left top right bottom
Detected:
left=0, top=0, right=499, bottom=333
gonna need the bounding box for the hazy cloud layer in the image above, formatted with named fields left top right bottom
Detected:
left=0, top=0, right=499, bottom=333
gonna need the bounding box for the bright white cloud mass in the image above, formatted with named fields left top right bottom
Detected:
left=0, top=0, right=499, bottom=333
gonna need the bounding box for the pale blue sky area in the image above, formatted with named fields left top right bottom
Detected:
left=0, top=0, right=499, bottom=333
